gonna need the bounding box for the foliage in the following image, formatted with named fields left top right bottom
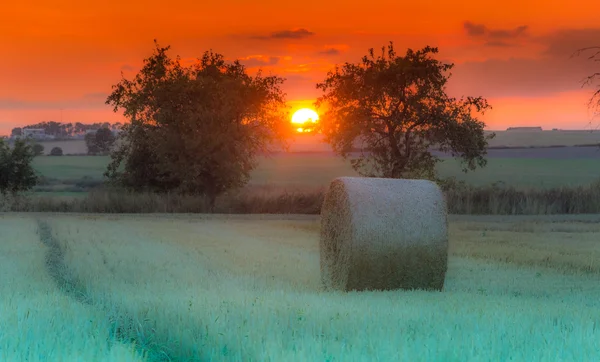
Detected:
left=85, top=128, right=116, bottom=155
left=50, top=147, right=64, bottom=156
left=32, top=143, right=45, bottom=156
left=315, top=43, right=494, bottom=180
left=573, top=46, right=600, bottom=116
left=104, top=40, right=291, bottom=208
left=11, top=127, right=22, bottom=137
left=0, top=138, right=38, bottom=195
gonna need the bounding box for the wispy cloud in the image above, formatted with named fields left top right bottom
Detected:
left=318, top=48, right=341, bottom=56
left=448, top=27, right=600, bottom=99
left=238, top=55, right=281, bottom=68
left=120, top=64, right=135, bottom=72
left=252, top=28, right=315, bottom=40
left=463, top=21, right=529, bottom=47
left=0, top=96, right=110, bottom=110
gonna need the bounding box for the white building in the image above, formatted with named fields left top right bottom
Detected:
left=22, top=128, right=55, bottom=140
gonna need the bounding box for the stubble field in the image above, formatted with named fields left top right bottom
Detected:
left=2, top=213, right=600, bottom=361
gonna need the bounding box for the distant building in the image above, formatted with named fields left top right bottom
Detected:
left=506, top=126, right=543, bottom=132
left=21, top=128, right=55, bottom=140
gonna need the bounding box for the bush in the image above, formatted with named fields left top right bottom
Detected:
left=32, top=143, right=45, bottom=156
left=0, top=138, right=37, bottom=195
left=50, top=147, right=63, bottom=156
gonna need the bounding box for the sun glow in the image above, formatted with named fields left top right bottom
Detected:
left=291, top=108, right=319, bottom=133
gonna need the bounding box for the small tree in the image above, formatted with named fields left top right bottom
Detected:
left=0, top=138, right=38, bottom=195
left=95, top=128, right=116, bottom=154
left=573, top=46, right=600, bottom=120
left=50, top=147, right=63, bottom=156
left=11, top=128, right=22, bottom=137
left=85, top=132, right=99, bottom=155
left=32, top=143, right=44, bottom=156
left=315, top=43, right=494, bottom=180
left=85, top=128, right=116, bottom=155
left=105, top=40, right=290, bottom=209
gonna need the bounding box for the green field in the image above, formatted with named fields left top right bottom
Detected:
left=32, top=152, right=600, bottom=191
left=31, top=130, right=600, bottom=156
left=2, top=213, right=599, bottom=361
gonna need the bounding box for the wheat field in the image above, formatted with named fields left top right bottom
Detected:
left=1, top=213, right=600, bottom=361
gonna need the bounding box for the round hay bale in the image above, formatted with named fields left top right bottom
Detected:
left=320, top=177, right=448, bottom=292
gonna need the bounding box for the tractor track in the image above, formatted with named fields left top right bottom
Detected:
left=35, top=218, right=177, bottom=362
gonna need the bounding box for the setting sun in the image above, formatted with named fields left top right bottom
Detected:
left=291, top=108, right=319, bottom=133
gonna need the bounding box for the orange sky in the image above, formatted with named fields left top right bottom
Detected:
left=1, top=0, right=600, bottom=135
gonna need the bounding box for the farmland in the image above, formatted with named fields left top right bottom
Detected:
left=32, top=146, right=600, bottom=191
left=1, top=213, right=599, bottom=361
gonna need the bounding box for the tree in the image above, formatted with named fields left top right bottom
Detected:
left=573, top=46, right=600, bottom=120
left=32, top=143, right=44, bottom=156
left=95, top=128, right=116, bottom=154
left=105, top=40, right=290, bottom=208
left=85, top=128, right=115, bottom=155
left=11, top=128, right=22, bottom=137
left=84, top=132, right=99, bottom=154
left=0, top=138, right=38, bottom=196
left=315, top=43, right=494, bottom=180
left=50, top=147, right=63, bottom=156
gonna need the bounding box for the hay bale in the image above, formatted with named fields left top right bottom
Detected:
left=320, top=177, right=448, bottom=292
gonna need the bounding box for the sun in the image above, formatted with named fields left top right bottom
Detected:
left=291, top=108, right=319, bottom=133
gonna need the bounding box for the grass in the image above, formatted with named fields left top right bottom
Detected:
left=32, top=156, right=110, bottom=180
left=30, top=153, right=600, bottom=191
left=28, top=130, right=600, bottom=155
left=0, top=216, right=146, bottom=361
left=4, top=179, right=600, bottom=215
left=2, top=213, right=599, bottom=361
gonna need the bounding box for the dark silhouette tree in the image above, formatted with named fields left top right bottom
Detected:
left=0, top=138, right=38, bottom=196
left=32, top=143, right=44, bottom=157
left=573, top=46, right=600, bottom=120
left=85, top=128, right=115, bottom=155
left=11, top=128, right=22, bottom=137
left=84, top=132, right=99, bottom=155
left=94, top=128, right=116, bottom=154
left=315, top=43, right=494, bottom=180
left=50, top=147, right=63, bottom=156
left=105, top=40, right=290, bottom=209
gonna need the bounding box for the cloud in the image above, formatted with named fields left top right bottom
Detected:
left=239, top=55, right=281, bottom=68
left=463, top=21, right=486, bottom=36
left=445, top=27, right=600, bottom=99
left=318, top=48, right=341, bottom=56
left=463, top=21, right=529, bottom=47
left=252, top=28, right=315, bottom=40
left=316, top=44, right=350, bottom=56
left=537, top=28, right=600, bottom=58
left=120, top=64, right=135, bottom=72
left=0, top=96, right=111, bottom=110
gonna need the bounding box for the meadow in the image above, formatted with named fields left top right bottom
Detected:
left=32, top=148, right=600, bottom=191
left=1, top=213, right=599, bottom=361
left=28, top=130, right=600, bottom=156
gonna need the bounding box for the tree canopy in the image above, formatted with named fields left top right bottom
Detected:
left=0, top=138, right=37, bottom=196
left=574, top=46, right=600, bottom=118
left=315, top=43, right=494, bottom=180
left=85, top=128, right=116, bottom=155
left=105, top=40, right=291, bottom=207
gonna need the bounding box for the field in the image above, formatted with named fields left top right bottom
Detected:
left=31, top=130, right=600, bottom=156
left=1, top=213, right=599, bottom=361
left=32, top=147, right=600, bottom=192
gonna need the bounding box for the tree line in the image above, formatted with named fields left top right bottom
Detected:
left=10, top=121, right=123, bottom=139
left=2, top=40, right=599, bottom=208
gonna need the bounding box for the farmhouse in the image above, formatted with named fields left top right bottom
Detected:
left=19, top=128, right=55, bottom=140
left=506, top=126, right=543, bottom=131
